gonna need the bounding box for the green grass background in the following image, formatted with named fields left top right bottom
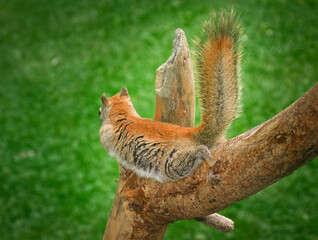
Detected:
left=1, top=0, right=317, bottom=239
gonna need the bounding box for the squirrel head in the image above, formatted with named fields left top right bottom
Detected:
left=99, top=88, right=139, bottom=124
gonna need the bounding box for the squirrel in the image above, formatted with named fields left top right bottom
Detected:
left=99, top=10, right=242, bottom=182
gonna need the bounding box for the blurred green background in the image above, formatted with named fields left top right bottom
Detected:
left=1, top=0, right=317, bottom=239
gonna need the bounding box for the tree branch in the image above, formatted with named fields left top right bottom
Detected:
left=102, top=25, right=318, bottom=239
left=140, top=82, right=318, bottom=222
left=195, top=213, right=234, bottom=232
left=154, top=28, right=195, bottom=127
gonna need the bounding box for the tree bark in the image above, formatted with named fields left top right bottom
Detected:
left=154, top=28, right=195, bottom=127
left=103, top=28, right=318, bottom=239
left=148, top=82, right=318, bottom=221
left=195, top=213, right=234, bottom=233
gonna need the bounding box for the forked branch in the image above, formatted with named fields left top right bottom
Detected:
left=103, top=27, right=318, bottom=239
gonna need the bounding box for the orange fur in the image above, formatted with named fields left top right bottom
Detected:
left=194, top=10, right=242, bottom=146
left=100, top=91, right=210, bottom=182
left=99, top=10, right=242, bottom=182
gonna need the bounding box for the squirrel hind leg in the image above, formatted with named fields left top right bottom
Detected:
left=195, top=145, right=216, bottom=182
left=164, top=145, right=212, bottom=181
left=196, top=145, right=213, bottom=166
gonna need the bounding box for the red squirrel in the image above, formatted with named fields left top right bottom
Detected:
left=99, top=10, right=242, bottom=182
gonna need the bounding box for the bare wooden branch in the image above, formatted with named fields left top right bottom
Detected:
left=103, top=83, right=318, bottom=239
left=103, top=25, right=318, bottom=239
left=195, top=213, right=234, bottom=233
left=142, top=82, right=318, bottom=222
left=154, top=28, right=195, bottom=127
left=103, top=167, right=168, bottom=240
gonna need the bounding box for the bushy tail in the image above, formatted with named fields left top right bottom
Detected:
left=194, top=10, right=242, bottom=146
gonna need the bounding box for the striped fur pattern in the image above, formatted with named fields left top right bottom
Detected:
left=194, top=9, right=242, bottom=146
left=100, top=89, right=211, bottom=182
left=99, top=10, right=242, bottom=182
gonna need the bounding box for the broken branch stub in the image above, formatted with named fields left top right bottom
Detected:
left=154, top=28, right=195, bottom=127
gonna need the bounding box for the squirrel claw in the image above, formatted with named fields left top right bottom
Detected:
left=208, top=171, right=223, bottom=186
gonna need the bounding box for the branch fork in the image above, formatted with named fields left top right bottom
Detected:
left=103, top=28, right=318, bottom=240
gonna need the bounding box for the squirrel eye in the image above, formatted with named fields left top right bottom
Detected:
left=99, top=108, right=102, bottom=117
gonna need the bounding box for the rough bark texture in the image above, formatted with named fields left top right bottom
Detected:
left=104, top=83, right=318, bottom=240
left=154, top=28, right=195, bottom=127
left=103, top=167, right=168, bottom=240
left=103, top=28, right=318, bottom=239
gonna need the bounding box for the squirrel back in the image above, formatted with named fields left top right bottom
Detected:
left=99, top=89, right=212, bottom=182
left=99, top=10, right=242, bottom=182
left=194, top=10, right=242, bottom=147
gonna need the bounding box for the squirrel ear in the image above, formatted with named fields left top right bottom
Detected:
left=120, top=88, right=129, bottom=98
left=101, top=93, right=108, bottom=105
